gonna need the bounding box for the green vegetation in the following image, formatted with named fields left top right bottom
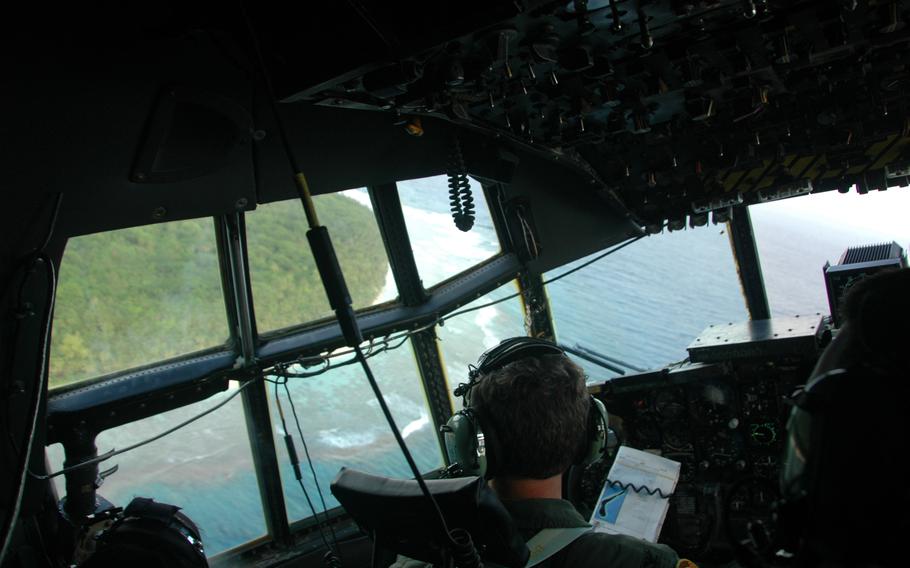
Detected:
left=247, top=193, right=389, bottom=331
left=50, top=193, right=388, bottom=389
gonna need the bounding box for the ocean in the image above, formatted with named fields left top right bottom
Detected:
left=46, top=181, right=910, bottom=556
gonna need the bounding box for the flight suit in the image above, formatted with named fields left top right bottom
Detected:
left=390, top=498, right=680, bottom=568
left=501, top=499, right=679, bottom=568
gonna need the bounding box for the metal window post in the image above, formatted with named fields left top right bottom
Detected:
left=728, top=205, right=771, bottom=320
left=517, top=270, right=556, bottom=340
left=216, top=213, right=292, bottom=546
left=367, top=184, right=453, bottom=455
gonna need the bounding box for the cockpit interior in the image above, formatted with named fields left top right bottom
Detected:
left=3, top=1, right=909, bottom=567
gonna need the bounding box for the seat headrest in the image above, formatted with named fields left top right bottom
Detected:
left=331, top=468, right=529, bottom=568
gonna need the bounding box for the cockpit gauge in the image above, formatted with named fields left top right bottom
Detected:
left=751, top=454, right=780, bottom=478
left=632, top=416, right=661, bottom=449
left=692, top=384, right=734, bottom=428
left=725, top=476, right=781, bottom=557
left=703, top=432, right=743, bottom=469
left=654, top=389, right=686, bottom=419
left=661, top=420, right=692, bottom=451
left=741, top=382, right=782, bottom=419
left=748, top=423, right=778, bottom=446
left=663, top=453, right=696, bottom=483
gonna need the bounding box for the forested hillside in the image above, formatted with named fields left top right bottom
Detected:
left=50, top=193, right=388, bottom=388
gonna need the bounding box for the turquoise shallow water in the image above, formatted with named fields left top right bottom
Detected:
left=46, top=182, right=910, bottom=556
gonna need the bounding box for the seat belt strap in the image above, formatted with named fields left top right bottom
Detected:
left=524, top=527, right=592, bottom=567
left=459, top=527, right=594, bottom=568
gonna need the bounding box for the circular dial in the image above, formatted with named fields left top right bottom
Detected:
left=632, top=417, right=661, bottom=449
left=693, top=384, right=734, bottom=428
left=704, top=432, right=742, bottom=469
left=661, top=420, right=692, bottom=450
left=749, top=422, right=778, bottom=446
left=654, top=389, right=687, bottom=419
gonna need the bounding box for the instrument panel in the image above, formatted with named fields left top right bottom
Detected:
left=578, top=347, right=819, bottom=561
left=264, top=0, right=910, bottom=225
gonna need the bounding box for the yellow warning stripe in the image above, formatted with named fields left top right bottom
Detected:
left=803, top=156, right=828, bottom=180
left=787, top=156, right=815, bottom=179
left=740, top=160, right=774, bottom=193
left=723, top=170, right=745, bottom=193
left=869, top=135, right=906, bottom=171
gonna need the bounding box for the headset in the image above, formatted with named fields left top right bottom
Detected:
left=441, top=337, right=610, bottom=479
left=81, top=497, right=208, bottom=568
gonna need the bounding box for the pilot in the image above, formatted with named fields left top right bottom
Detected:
left=442, top=337, right=683, bottom=568
left=777, top=267, right=910, bottom=567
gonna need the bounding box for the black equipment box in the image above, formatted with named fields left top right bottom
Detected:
left=687, top=315, right=825, bottom=364
left=824, top=242, right=907, bottom=327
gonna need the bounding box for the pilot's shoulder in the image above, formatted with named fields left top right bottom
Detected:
left=388, top=556, right=433, bottom=568
left=562, top=531, right=679, bottom=568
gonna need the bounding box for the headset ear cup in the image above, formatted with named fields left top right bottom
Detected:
left=579, top=397, right=609, bottom=466
left=442, top=410, right=487, bottom=478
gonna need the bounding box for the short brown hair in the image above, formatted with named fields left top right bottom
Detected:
left=470, top=354, right=589, bottom=479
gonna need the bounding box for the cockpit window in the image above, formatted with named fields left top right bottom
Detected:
left=397, top=175, right=500, bottom=289
left=545, top=228, right=749, bottom=381
left=750, top=188, right=910, bottom=317
left=45, top=385, right=267, bottom=556
left=269, top=339, right=443, bottom=522
left=436, top=281, right=526, bottom=410
left=246, top=190, right=394, bottom=334
left=49, top=218, right=228, bottom=389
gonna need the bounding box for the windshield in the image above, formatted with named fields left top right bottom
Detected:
left=396, top=175, right=500, bottom=288
left=544, top=227, right=749, bottom=381
left=750, top=188, right=910, bottom=316
left=49, top=218, right=229, bottom=388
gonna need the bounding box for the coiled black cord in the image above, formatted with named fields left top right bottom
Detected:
left=446, top=137, right=475, bottom=232
left=323, top=550, right=343, bottom=568
left=599, top=478, right=673, bottom=516
left=449, top=528, right=483, bottom=568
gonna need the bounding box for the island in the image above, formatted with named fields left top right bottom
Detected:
left=49, top=193, right=388, bottom=388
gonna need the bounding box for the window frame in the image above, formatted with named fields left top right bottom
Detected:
left=46, top=182, right=777, bottom=561
left=44, top=179, right=522, bottom=561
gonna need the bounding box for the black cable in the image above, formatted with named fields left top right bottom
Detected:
left=241, top=5, right=299, bottom=175
left=38, top=194, right=63, bottom=253
left=1, top=193, right=63, bottom=457
left=352, top=345, right=453, bottom=540
left=272, top=381, right=337, bottom=556
left=0, top=255, right=55, bottom=566
left=281, top=380, right=341, bottom=553
left=449, top=528, right=483, bottom=568
left=344, top=0, right=397, bottom=51
left=0, top=194, right=62, bottom=304
left=35, top=379, right=256, bottom=480
left=271, top=333, right=411, bottom=379
left=241, top=9, right=647, bottom=560
left=603, top=479, right=673, bottom=501
left=436, top=235, right=647, bottom=326
left=446, top=137, right=475, bottom=232
left=543, top=234, right=646, bottom=286
left=240, top=4, right=322, bottom=229
left=275, top=342, right=470, bottom=558
left=439, top=290, right=521, bottom=325
left=263, top=234, right=652, bottom=383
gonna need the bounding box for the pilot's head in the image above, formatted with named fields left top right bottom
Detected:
left=467, top=339, right=590, bottom=480
left=779, top=268, right=910, bottom=566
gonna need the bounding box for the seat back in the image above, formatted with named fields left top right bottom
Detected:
left=331, top=468, right=529, bottom=568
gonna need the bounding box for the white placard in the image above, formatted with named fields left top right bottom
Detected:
left=589, top=446, right=681, bottom=542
